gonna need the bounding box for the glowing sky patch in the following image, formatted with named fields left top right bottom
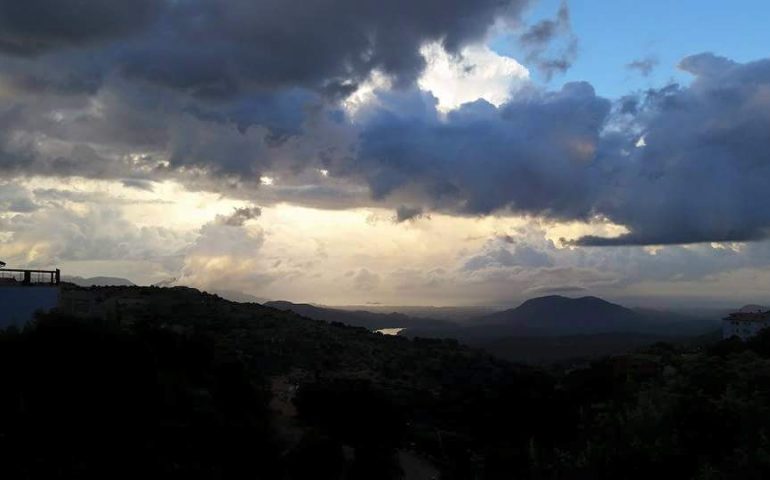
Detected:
left=418, top=42, right=529, bottom=113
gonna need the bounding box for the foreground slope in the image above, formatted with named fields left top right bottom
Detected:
left=5, top=285, right=769, bottom=479
left=57, top=285, right=527, bottom=397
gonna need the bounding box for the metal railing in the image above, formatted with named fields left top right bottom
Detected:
left=0, top=268, right=60, bottom=286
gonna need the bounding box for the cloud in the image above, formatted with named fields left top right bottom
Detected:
left=0, top=200, right=188, bottom=267
left=0, top=183, right=39, bottom=213
left=355, top=52, right=770, bottom=246
left=418, top=42, right=528, bottom=112
left=8, top=177, right=770, bottom=305
left=576, top=53, right=770, bottom=245
left=462, top=245, right=553, bottom=270
left=393, top=206, right=425, bottom=223
left=0, top=0, right=162, bottom=56
left=356, top=81, right=610, bottom=219
left=2, top=2, right=770, bottom=252
left=518, top=1, right=578, bottom=80
left=524, top=285, right=586, bottom=295
left=7, top=0, right=529, bottom=98
left=216, top=206, right=262, bottom=227
left=176, top=209, right=270, bottom=291
left=626, top=56, right=659, bottom=76
left=0, top=0, right=534, bottom=189
left=121, top=178, right=155, bottom=191
left=352, top=268, right=380, bottom=291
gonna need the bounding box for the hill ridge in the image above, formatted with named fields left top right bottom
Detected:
left=478, top=294, right=644, bottom=335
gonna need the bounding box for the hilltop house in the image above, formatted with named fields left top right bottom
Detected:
left=723, top=310, right=770, bottom=340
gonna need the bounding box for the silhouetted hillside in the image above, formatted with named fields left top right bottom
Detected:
left=210, top=289, right=269, bottom=304
left=265, top=300, right=452, bottom=330
left=334, top=304, right=497, bottom=323
left=400, top=296, right=719, bottom=363
left=3, top=285, right=770, bottom=479
left=739, top=304, right=770, bottom=313
left=478, top=295, right=645, bottom=335
left=63, top=276, right=136, bottom=287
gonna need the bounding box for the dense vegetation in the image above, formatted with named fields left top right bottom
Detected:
left=2, top=286, right=770, bottom=479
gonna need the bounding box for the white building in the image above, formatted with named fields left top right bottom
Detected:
left=722, top=311, right=770, bottom=340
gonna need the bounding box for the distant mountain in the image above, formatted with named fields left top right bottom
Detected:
left=151, top=277, right=177, bottom=288
left=63, top=276, right=136, bottom=287
left=477, top=295, right=645, bottom=335
left=335, top=304, right=497, bottom=323
left=265, top=300, right=453, bottom=330
left=739, top=304, right=769, bottom=313
left=147, top=280, right=269, bottom=304
left=398, top=295, right=719, bottom=363
left=209, top=289, right=269, bottom=304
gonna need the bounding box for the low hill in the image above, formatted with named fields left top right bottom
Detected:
left=477, top=295, right=643, bottom=335
left=472, top=295, right=717, bottom=336
left=400, top=296, right=719, bottom=363
left=265, top=300, right=453, bottom=330
left=208, top=288, right=269, bottom=304
left=63, top=275, right=136, bottom=287
left=739, top=304, right=770, bottom=313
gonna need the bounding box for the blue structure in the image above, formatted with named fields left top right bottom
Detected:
left=0, top=266, right=61, bottom=328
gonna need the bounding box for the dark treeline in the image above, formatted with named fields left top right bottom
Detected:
left=0, top=314, right=282, bottom=479
left=2, top=304, right=770, bottom=479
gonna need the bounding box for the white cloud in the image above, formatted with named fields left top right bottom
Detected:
left=343, top=70, right=393, bottom=117
left=418, top=42, right=529, bottom=113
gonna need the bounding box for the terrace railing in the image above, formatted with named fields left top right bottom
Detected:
left=0, top=268, right=60, bottom=286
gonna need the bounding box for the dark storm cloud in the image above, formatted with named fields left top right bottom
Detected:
left=575, top=53, right=770, bottom=245
left=118, top=0, right=531, bottom=96
left=357, top=82, right=611, bottom=219
left=4, top=1, right=770, bottom=248
left=7, top=50, right=770, bottom=248
left=355, top=53, right=770, bottom=246
left=0, top=0, right=530, bottom=104
left=0, top=0, right=162, bottom=56
left=626, top=56, right=659, bottom=77
left=0, top=0, right=534, bottom=185
left=2, top=67, right=104, bottom=96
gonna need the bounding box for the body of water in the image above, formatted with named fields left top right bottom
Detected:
left=375, top=327, right=405, bottom=336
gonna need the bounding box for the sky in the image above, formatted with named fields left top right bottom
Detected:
left=494, top=0, right=770, bottom=97
left=1, top=0, right=770, bottom=308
